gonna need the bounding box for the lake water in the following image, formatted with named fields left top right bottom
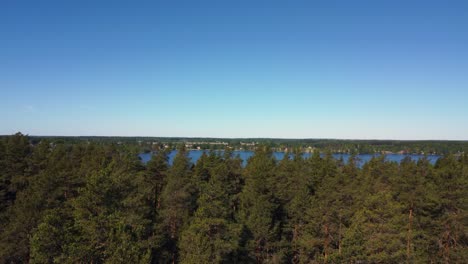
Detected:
left=139, top=150, right=440, bottom=167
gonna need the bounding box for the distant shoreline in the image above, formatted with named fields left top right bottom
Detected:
left=2, top=133, right=467, bottom=155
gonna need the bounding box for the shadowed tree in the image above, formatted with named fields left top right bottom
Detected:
left=0, top=132, right=31, bottom=215
left=159, top=145, right=195, bottom=263
left=432, top=155, right=468, bottom=263
left=238, top=145, right=282, bottom=263
left=123, top=149, right=169, bottom=263
left=179, top=158, right=243, bottom=263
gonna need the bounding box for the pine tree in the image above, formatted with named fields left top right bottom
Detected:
left=179, top=159, right=242, bottom=263
left=342, top=191, right=407, bottom=263
left=339, top=156, right=406, bottom=263
left=124, top=149, right=169, bottom=263
left=238, top=146, right=281, bottom=262
left=159, top=145, right=194, bottom=263
left=392, top=156, right=440, bottom=262
left=274, top=148, right=313, bottom=262
left=65, top=152, right=143, bottom=263
left=432, top=155, right=468, bottom=263
left=0, top=132, right=31, bottom=213
left=0, top=140, right=72, bottom=262
left=30, top=208, right=74, bottom=263
left=298, top=151, right=356, bottom=263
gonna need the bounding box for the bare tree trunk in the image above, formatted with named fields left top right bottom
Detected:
left=407, top=208, right=413, bottom=263
left=324, top=223, right=329, bottom=263
left=292, top=224, right=298, bottom=264
left=338, top=213, right=342, bottom=255
left=256, top=239, right=262, bottom=264
left=444, top=224, right=450, bottom=264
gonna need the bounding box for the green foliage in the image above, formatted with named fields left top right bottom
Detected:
left=432, top=155, right=468, bottom=262
left=342, top=191, right=407, bottom=263
left=158, top=145, right=195, bottom=262
left=179, top=153, right=244, bottom=263
left=238, top=146, right=283, bottom=262
left=124, top=149, right=169, bottom=262
left=30, top=208, right=73, bottom=263
left=179, top=218, right=242, bottom=264
left=0, top=133, right=466, bottom=263
left=0, top=132, right=31, bottom=215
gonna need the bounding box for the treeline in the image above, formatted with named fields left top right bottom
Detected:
left=14, top=135, right=468, bottom=155
left=0, top=132, right=467, bottom=263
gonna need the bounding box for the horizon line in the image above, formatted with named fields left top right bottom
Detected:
left=2, top=132, right=467, bottom=142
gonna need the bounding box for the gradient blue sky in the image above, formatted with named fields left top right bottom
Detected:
left=1, top=0, right=467, bottom=139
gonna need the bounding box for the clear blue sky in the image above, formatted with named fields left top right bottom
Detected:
left=1, top=0, right=467, bottom=139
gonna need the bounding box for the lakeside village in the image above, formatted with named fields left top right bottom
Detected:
left=25, top=134, right=464, bottom=156
left=135, top=140, right=448, bottom=156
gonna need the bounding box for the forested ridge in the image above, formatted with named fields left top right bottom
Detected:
left=0, top=133, right=467, bottom=263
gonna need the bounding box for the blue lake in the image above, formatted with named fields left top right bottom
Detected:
left=139, top=150, right=440, bottom=167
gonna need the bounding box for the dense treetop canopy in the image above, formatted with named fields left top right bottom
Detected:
left=0, top=133, right=467, bottom=263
